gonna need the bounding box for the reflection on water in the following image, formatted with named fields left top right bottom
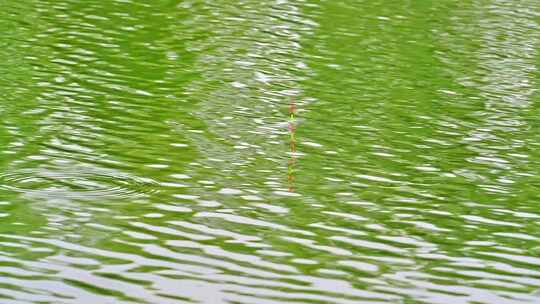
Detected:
left=0, top=0, right=539, bottom=303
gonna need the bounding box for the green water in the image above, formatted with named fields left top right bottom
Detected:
left=1, top=0, right=539, bottom=303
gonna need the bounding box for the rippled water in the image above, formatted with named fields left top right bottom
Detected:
left=1, top=0, right=539, bottom=303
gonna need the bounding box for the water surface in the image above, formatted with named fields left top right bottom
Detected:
left=1, top=0, right=540, bottom=303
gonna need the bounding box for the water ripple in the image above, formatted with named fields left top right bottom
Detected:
left=0, top=167, right=157, bottom=200
left=1, top=0, right=539, bottom=303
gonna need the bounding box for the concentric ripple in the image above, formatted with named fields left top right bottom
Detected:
left=0, top=168, right=157, bottom=200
